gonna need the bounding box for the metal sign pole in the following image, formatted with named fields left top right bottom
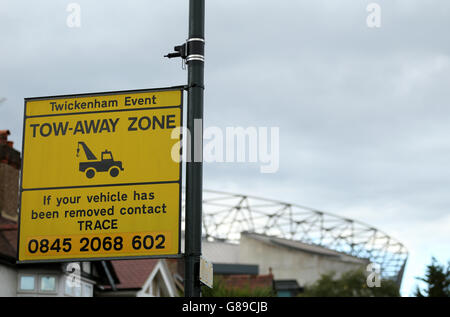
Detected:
left=184, top=0, right=205, bottom=297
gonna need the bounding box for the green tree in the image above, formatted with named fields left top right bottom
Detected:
left=201, top=276, right=274, bottom=297
left=300, top=269, right=400, bottom=297
left=414, top=257, right=450, bottom=297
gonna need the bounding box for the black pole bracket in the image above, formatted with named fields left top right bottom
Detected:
left=186, top=38, right=205, bottom=63
left=165, top=38, right=205, bottom=64
left=184, top=83, right=205, bottom=90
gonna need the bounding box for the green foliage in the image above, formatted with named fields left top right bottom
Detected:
left=299, top=269, right=400, bottom=297
left=414, top=257, right=450, bottom=297
left=201, top=276, right=274, bottom=297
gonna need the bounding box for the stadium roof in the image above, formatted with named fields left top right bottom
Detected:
left=183, top=189, right=409, bottom=285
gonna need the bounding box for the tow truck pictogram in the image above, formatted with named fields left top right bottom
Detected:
left=76, top=141, right=124, bottom=179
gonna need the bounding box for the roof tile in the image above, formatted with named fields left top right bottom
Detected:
left=109, top=259, right=159, bottom=290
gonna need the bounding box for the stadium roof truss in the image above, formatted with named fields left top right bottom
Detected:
left=182, top=190, right=409, bottom=284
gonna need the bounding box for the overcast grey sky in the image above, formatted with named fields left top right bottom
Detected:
left=1, top=0, right=449, bottom=296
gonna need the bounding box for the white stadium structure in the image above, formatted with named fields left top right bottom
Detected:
left=182, top=190, right=408, bottom=287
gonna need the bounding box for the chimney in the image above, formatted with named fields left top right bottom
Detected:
left=0, top=130, right=21, bottom=221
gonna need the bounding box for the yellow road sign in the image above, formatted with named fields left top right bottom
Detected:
left=18, top=87, right=183, bottom=262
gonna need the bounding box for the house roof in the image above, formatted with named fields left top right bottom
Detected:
left=221, top=273, right=273, bottom=291
left=273, top=279, right=302, bottom=291
left=0, top=216, right=18, bottom=261
left=107, top=259, right=159, bottom=290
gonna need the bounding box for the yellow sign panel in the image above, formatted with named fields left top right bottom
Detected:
left=18, top=87, right=183, bottom=262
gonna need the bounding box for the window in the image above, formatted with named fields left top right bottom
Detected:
left=19, top=274, right=59, bottom=295
left=65, top=277, right=95, bottom=297
left=40, top=276, right=57, bottom=292
left=65, top=276, right=81, bottom=296
left=74, top=284, right=82, bottom=296
left=277, top=290, right=292, bottom=297
left=64, top=279, right=72, bottom=295
left=81, top=262, right=91, bottom=274
left=82, top=283, right=93, bottom=297
left=19, top=275, right=36, bottom=291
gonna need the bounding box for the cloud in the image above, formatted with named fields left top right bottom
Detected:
left=1, top=0, right=449, bottom=295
